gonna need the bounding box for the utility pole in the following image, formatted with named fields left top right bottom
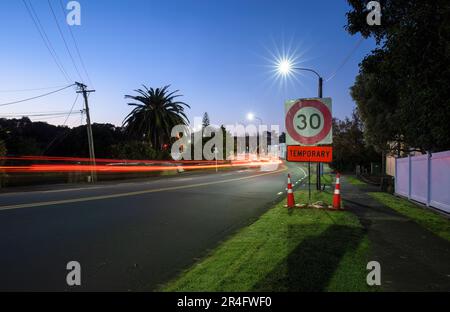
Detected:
left=76, top=82, right=96, bottom=183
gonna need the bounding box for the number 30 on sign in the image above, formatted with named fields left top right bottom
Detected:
left=285, top=98, right=333, bottom=146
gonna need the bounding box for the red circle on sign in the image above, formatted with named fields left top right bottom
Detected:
left=285, top=99, right=331, bottom=145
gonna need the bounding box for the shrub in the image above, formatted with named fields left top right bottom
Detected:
left=111, top=141, right=170, bottom=160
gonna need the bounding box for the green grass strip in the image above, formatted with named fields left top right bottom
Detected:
left=346, top=176, right=367, bottom=185
left=162, top=191, right=373, bottom=292
left=369, top=192, right=450, bottom=242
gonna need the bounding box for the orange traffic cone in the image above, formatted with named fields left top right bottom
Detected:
left=332, top=173, right=341, bottom=209
left=285, top=174, right=297, bottom=208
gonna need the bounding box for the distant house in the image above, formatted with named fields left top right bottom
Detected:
left=385, top=141, right=423, bottom=177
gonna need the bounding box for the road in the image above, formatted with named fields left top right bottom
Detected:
left=0, top=162, right=307, bottom=291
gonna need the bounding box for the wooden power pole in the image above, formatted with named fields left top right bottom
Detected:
left=76, top=82, right=96, bottom=183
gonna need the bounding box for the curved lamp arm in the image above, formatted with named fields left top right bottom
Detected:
left=294, top=67, right=322, bottom=79
left=293, top=67, right=323, bottom=98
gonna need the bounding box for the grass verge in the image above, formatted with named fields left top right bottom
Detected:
left=346, top=176, right=367, bottom=186
left=307, top=173, right=334, bottom=185
left=161, top=190, right=373, bottom=292
left=369, top=192, right=450, bottom=242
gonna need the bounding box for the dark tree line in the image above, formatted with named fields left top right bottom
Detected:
left=346, top=0, right=450, bottom=154
left=0, top=85, right=189, bottom=160
left=331, top=109, right=380, bottom=172
left=0, top=117, right=171, bottom=160
left=0, top=139, right=6, bottom=157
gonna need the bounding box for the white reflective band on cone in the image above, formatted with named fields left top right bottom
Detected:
left=288, top=189, right=293, bottom=194
left=336, top=178, right=340, bottom=184
left=334, top=189, right=340, bottom=194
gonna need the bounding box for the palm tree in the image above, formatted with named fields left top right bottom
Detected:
left=123, top=85, right=190, bottom=150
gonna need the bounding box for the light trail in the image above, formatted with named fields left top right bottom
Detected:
left=0, top=155, right=243, bottom=164
left=0, top=161, right=282, bottom=173
left=0, top=156, right=282, bottom=173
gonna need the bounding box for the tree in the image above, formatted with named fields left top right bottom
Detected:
left=202, top=112, right=210, bottom=129
left=111, top=141, right=168, bottom=160
left=49, top=123, right=124, bottom=158
left=331, top=109, right=380, bottom=172
left=123, top=85, right=190, bottom=150
left=0, top=139, right=6, bottom=157
left=350, top=49, right=400, bottom=153
left=346, top=0, right=450, bottom=153
left=0, top=117, right=66, bottom=155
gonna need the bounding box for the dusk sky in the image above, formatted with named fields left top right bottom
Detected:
left=0, top=0, right=376, bottom=129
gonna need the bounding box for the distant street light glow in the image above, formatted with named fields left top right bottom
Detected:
left=247, top=112, right=255, bottom=121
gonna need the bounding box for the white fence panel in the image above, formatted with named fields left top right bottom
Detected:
left=395, top=151, right=450, bottom=213
left=410, top=155, right=428, bottom=204
left=429, top=151, right=450, bottom=213
left=395, top=157, right=410, bottom=197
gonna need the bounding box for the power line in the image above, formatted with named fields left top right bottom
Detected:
left=62, top=93, right=80, bottom=126
left=0, top=85, right=68, bottom=93
left=326, top=37, right=364, bottom=82
left=59, top=0, right=93, bottom=87
left=43, top=94, right=81, bottom=154
left=47, top=0, right=84, bottom=83
left=0, top=112, right=76, bottom=117
left=22, top=0, right=71, bottom=83
left=0, top=110, right=71, bottom=114
left=26, top=114, right=81, bottom=121
left=0, top=84, right=75, bottom=107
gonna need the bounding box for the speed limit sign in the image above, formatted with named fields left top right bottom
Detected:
left=285, top=98, right=332, bottom=146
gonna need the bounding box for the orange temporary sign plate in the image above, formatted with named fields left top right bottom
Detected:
left=287, top=146, right=332, bottom=163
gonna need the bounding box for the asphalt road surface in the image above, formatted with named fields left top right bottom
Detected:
left=0, top=162, right=308, bottom=291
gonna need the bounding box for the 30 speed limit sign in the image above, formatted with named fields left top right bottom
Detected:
left=285, top=98, right=332, bottom=146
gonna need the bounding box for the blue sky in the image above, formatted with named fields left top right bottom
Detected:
left=0, top=0, right=375, bottom=129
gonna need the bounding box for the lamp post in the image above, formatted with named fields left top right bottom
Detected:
left=277, top=61, right=324, bottom=191
left=247, top=113, right=263, bottom=157
left=246, top=112, right=263, bottom=125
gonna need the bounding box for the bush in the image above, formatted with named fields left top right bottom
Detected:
left=111, top=141, right=170, bottom=160
left=0, top=140, right=6, bottom=157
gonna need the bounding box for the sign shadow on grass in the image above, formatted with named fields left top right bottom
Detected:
left=252, top=224, right=364, bottom=291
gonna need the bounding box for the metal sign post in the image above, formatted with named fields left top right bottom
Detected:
left=308, top=161, right=311, bottom=203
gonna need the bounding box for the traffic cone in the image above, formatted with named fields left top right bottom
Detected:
left=332, top=173, right=341, bottom=209
left=285, top=174, right=297, bottom=208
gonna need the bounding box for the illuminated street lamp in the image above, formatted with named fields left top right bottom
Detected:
left=276, top=59, right=323, bottom=98
left=246, top=112, right=262, bottom=124
left=276, top=59, right=324, bottom=190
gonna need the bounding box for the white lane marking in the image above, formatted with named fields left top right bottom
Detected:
left=0, top=167, right=287, bottom=211
left=0, top=186, right=105, bottom=196
left=277, top=192, right=283, bottom=195
left=0, top=167, right=258, bottom=197
left=171, top=177, right=194, bottom=182
left=298, top=167, right=308, bottom=179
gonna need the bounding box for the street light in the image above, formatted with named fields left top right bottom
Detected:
left=246, top=113, right=263, bottom=157
left=276, top=59, right=323, bottom=191
left=276, top=60, right=323, bottom=98
left=278, top=59, right=293, bottom=76
left=246, top=112, right=262, bottom=124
